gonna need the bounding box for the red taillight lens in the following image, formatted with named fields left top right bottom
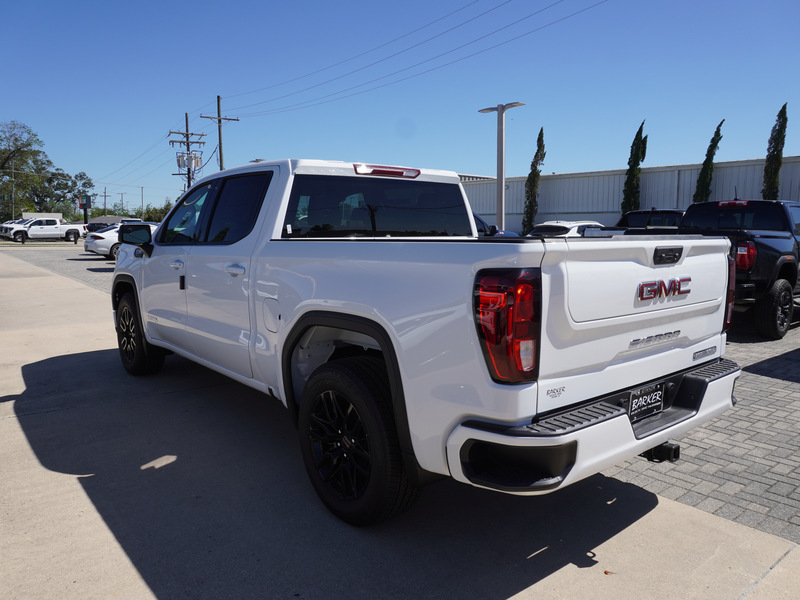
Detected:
left=474, top=269, right=541, bottom=383
left=735, top=241, right=757, bottom=271
left=724, top=253, right=736, bottom=331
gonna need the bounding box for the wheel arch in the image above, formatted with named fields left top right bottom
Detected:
left=775, top=257, right=798, bottom=289
left=111, top=274, right=138, bottom=313
left=282, top=310, right=438, bottom=487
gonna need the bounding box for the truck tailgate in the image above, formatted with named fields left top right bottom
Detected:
left=536, top=235, right=730, bottom=414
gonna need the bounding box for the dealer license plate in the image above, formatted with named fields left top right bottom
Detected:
left=628, top=382, right=665, bottom=422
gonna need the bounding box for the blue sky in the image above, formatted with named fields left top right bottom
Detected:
left=4, top=0, right=800, bottom=208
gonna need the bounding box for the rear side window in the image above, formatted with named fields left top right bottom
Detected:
left=681, top=202, right=788, bottom=231
left=206, top=172, right=272, bottom=244
left=281, top=175, right=471, bottom=238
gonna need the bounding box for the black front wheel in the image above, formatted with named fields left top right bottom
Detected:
left=298, top=356, right=419, bottom=525
left=116, top=292, right=165, bottom=375
left=755, top=278, right=794, bottom=339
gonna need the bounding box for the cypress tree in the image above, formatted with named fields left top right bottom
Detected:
left=762, top=103, right=788, bottom=200
left=522, top=127, right=545, bottom=234
left=693, top=119, right=725, bottom=203
left=621, top=121, right=648, bottom=213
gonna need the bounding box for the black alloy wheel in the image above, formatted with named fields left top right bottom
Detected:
left=116, top=292, right=165, bottom=375
left=756, top=279, right=794, bottom=339
left=298, top=356, right=419, bottom=525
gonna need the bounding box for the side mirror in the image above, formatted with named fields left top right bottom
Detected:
left=488, top=225, right=498, bottom=237
left=119, top=223, right=154, bottom=257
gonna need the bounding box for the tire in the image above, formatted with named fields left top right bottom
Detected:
left=13, top=231, right=25, bottom=243
left=755, top=278, right=794, bottom=339
left=116, top=292, right=165, bottom=375
left=298, top=356, right=419, bottom=525
left=108, top=243, right=121, bottom=260
left=65, top=231, right=77, bottom=242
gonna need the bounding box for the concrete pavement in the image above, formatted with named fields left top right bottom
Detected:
left=1, top=248, right=798, bottom=599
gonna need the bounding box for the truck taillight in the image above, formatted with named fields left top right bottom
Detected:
left=735, top=241, right=757, bottom=271
left=724, top=253, right=736, bottom=331
left=474, top=269, right=541, bottom=383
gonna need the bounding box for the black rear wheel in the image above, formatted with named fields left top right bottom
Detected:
left=755, top=278, right=794, bottom=339
left=298, top=356, right=419, bottom=525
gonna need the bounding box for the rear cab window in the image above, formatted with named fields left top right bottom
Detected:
left=281, top=175, right=472, bottom=238
left=681, top=202, right=789, bottom=231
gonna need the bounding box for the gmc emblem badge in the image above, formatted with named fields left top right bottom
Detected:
left=638, top=277, right=691, bottom=301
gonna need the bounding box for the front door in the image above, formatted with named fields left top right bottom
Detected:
left=140, top=182, right=215, bottom=351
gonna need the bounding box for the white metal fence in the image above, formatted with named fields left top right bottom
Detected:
left=463, top=156, right=800, bottom=234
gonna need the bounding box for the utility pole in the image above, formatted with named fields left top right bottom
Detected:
left=118, top=192, right=127, bottom=215
left=169, top=113, right=206, bottom=187
left=201, top=96, right=239, bottom=171
left=99, top=187, right=110, bottom=215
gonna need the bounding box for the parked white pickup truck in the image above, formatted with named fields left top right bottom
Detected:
left=113, top=159, right=740, bottom=524
left=28, top=217, right=86, bottom=242
left=11, top=217, right=86, bottom=242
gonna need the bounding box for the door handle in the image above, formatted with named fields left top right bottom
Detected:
left=169, top=260, right=184, bottom=270
left=225, top=264, right=246, bottom=276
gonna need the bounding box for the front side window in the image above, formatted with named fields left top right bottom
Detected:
left=160, top=183, right=213, bottom=244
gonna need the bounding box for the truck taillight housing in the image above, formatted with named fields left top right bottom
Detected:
left=735, top=241, right=757, bottom=271
left=474, top=269, right=541, bottom=383
left=724, top=253, right=736, bottom=331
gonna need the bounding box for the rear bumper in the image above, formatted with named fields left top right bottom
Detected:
left=445, top=358, right=740, bottom=494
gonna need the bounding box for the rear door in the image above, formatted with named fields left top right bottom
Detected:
left=183, top=170, right=274, bottom=378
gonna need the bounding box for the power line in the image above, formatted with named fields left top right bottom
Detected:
left=227, top=0, right=517, bottom=113
left=238, top=0, right=606, bottom=118
left=224, top=0, right=487, bottom=102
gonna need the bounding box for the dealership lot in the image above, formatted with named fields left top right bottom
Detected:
left=2, top=243, right=799, bottom=599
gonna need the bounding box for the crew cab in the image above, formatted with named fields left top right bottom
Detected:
left=10, top=218, right=86, bottom=242
left=112, top=159, right=740, bottom=525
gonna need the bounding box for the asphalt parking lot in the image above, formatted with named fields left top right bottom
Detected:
left=2, top=242, right=799, bottom=599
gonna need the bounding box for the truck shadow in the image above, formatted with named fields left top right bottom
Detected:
left=726, top=305, right=800, bottom=344
left=10, top=350, right=659, bottom=600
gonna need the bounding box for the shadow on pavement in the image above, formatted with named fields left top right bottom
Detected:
left=726, top=305, right=800, bottom=344
left=11, top=350, right=659, bottom=600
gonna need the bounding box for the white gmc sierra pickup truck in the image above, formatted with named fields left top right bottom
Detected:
left=112, top=159, right=740, bottom=525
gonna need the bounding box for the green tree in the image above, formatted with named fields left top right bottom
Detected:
left=693, top=119, right=725, bottom=203
left=621, top=121, right=648, bottom=214
left=0, top=121, right=48, bottom=220
left=522, top=127, right=546, bottom=234
left=1, top=121, right=95, bottom=221
left=762, top=103, right=788, bottom=200
left=142, top=200, right=173, bottom=222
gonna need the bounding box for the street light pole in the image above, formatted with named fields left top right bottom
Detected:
left=479, top=102, right=525, bottom=231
